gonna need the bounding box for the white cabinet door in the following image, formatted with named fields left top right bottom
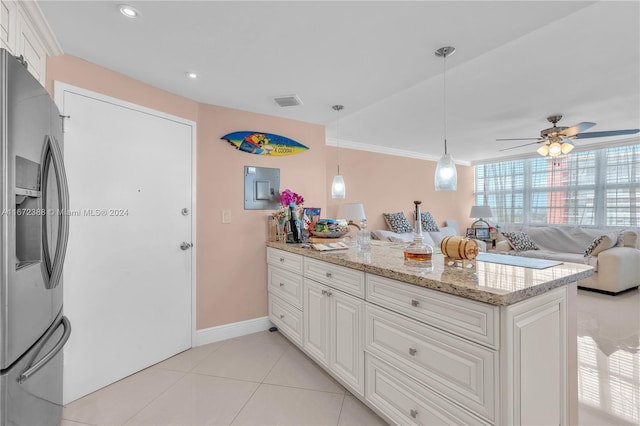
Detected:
left=303, top=278, right=330, bottom=366
left=303, top=277, right=364, bottom=396
left=329, top=289, right=364, bottom=396
left=502, top=286, right=567, bottom=426
left=15, top=8, right=45, bottom=83
left=0, top=0, right=17, bottom=53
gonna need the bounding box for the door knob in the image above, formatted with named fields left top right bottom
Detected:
left=180, top=242, right=193, bottom=250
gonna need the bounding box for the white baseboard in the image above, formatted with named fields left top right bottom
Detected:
left=194, top=316, right=274, bottom=346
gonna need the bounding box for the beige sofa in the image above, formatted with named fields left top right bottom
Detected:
left=496, top=226, right=640, bottom=294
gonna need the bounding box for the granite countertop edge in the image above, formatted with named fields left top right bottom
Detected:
left=267, top=242, right=594, bottom=306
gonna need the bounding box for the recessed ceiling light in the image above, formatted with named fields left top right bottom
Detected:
left=119, top=4, right=140, bottom=18
left=186, top=72, right=199, bottom=79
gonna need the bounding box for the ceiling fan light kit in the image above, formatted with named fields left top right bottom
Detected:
left=499, top=114, right=639, bottom=159
left=434, top=46, right=458, bottom=192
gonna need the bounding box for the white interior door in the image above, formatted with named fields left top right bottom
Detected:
left=55, top=83, right=195, bottom=404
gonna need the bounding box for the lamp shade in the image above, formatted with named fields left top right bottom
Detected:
left=434, top=153, right=457, bottom=191
left=469, top=205, right=493, bottom=219
left=337, top=203, right=366, bottom=222
left=331, top=174, right=346, bottom=199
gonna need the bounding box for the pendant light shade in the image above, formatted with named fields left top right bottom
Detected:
left=331, top=174, right=346, bottom=198
left=434, top=46, right=457, bottom=192
left=331, top=105, right=346, bottom=199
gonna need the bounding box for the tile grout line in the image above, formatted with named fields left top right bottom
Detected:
left=227, top=334, right=292, bottom=425
left=336, top=391, right=348, bottom=426
left=119, top=370, right=189, bottom=425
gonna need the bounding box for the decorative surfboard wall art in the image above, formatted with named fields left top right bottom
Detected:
left=221, top=131, right=309, bottom=156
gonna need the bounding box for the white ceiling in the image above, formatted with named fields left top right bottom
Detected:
left=38, top=1, right=640, bottom=164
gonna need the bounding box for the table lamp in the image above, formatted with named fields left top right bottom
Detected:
left=470, top=205, right=493, bottom=228
left=337, top=203, right=366, bottom=230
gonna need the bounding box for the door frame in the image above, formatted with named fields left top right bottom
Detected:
left=53, top=81, right=197, bottom=344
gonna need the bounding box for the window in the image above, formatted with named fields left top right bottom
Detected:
left=475, top=144, right=640, bottom=228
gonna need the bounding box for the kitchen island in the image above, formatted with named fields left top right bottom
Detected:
left=266, top=241, right=593, bottom=425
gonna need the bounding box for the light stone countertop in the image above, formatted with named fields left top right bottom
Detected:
left=267, top=240, right=594, bottom=306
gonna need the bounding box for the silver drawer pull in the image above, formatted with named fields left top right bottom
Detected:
left=326, top=272, right=332, bottom=278
left=279, top=282, right=285, bottom=287
left=279, top=257, right=285, bottom=262
left=410, top=409, right=418, bottom=419
left=409, top=348, right=417, bottom=356
left=279, top=314, right=285, bottom=319
left=321, top=289, right=332, bottom=296
left=411, top=299, right=419, bottom=307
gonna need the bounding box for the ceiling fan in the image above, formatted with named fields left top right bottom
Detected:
left=498, top=115, right=640, bottom=157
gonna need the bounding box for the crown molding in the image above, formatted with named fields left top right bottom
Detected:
left=21, top=1, right=63, bottom=56
left=326, top=137, right=472, bottom=166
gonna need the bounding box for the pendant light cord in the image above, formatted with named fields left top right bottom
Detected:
left=443, top=51, right=448, bottom=155
left=333, top=105, right=344, bottom=175
left=337, top=106, right=340, bottom=174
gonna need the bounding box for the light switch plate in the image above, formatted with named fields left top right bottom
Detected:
left=222, top=210, right=231, bottom=224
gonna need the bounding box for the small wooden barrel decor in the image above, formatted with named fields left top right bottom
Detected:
left=441, top=236, right=479, bottom=268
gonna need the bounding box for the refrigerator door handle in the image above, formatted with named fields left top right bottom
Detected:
left=41, top=134, right=70, bottom=290
left=18, top=316, right=71, bottom=384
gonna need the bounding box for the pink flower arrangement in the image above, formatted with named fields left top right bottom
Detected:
left=279, top=189, right=304, bottom=206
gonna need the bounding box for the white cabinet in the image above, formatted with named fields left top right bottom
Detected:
left=365, top=304, right=497, bottom=422
left=0, top=0, right=61, bottom=85
left=303, top=277, right=365, bottom=396
left=267, top=248, right=305, bottom=346
left=266, top=246, right=571, bottom=425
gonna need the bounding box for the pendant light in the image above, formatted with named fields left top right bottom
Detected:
left=434, top=46, right=458, bottom=191
left=331, top=104, right=346, bottom=199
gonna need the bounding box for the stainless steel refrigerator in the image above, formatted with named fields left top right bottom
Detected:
left=0, top=48, right=71, bottom=425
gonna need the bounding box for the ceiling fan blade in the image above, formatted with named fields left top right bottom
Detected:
left=499, top=141, right=543, bottom=151
left=574, top=129, right=640, bottom=139
left=562, top=121, right=596, bottom=138
left=496, top=138, right=542, bottom=141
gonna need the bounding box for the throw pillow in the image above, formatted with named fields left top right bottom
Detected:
left=585, top=234, right=616, bottom=257
left=502, top=231, right=539, bottom=252
left=420, top=212, right=440, bottom=232
left=382, top=212, right=413, bottom=233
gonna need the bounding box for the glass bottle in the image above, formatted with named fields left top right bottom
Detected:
left=357, top=219, right=371, bottom=250
left=288, top=203, right=301, bottom=243
left=404, top=201, right=433, bottom=263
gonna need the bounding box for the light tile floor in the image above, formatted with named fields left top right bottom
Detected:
left=63, top=287, right=639, bottom=426
left=62, top=331, right=386, bottom=426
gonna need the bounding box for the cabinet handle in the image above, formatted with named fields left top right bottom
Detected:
left=279, top=257, right=285, bottom=262
left=321, top=289, right=332, bottom=296
left=326, top=272, right=332, bottom=278
left=409, top=348, right=417, bottom=356
left=279, top=314, right=285, bottom=319
left=411, top=299, right=419, bottom=307
left=410, top=409, right=418, bottom=419
left=279, top=282, right=285, bottom=287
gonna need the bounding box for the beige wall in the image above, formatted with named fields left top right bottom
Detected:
left=326, top=147, right=475, bottom=231
left=46, top=54, right=474, bottom=332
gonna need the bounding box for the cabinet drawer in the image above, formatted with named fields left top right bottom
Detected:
left=268, top=265, right=303, bottom=309
left=269, top=294, right=303, bottom=346
left=366, top=274, right=499, bottom=348
left=365, top=305, right=496, bottom=422
left=366, top=354, right=491, bottom=426
left=304, top=257, right=365, bottom=298
left=267, top=247, right=303, bottom=274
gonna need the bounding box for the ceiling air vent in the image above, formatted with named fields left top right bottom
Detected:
left=273, top=95, right=303, bottom=107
